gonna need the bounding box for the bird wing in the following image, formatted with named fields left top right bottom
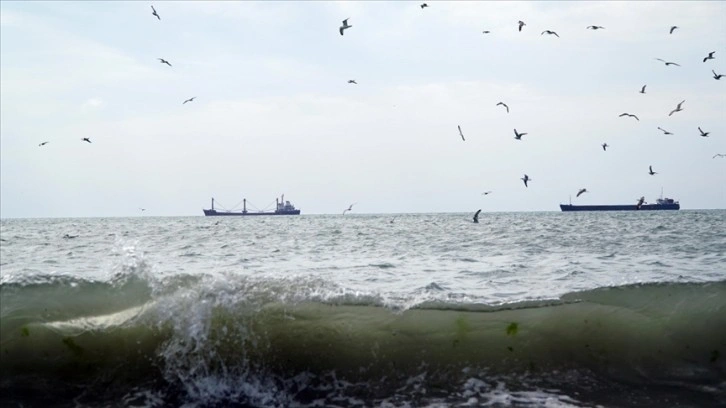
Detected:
left=554, top=32, right=559, bottom=37
left=633, top=115, right=639, bottom=121
left=641, top=85, right=646, bottom=92
left=649, top=166, right=653, bottom=172
left=655, top=58, right=666, bottom=63
left=670, top=62, right=681, bottom=66
left=619, top=113, right=627, bottom=117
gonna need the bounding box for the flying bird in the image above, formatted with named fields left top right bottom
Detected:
left=339, top=18, right=352, bottom=36
left=38, top=141, right=49, bottom=147
left=703, top=51, right=715, bottom=62
left=348, top=79, right=357, bottom=84
left=636, top=196, right=646, bottom=210
left=655, top=58, right=680, bottom=66
left=518, top=21, right=526, bottom=32
left=698, top=127, right=710, bottom=137
left=496, top=102, right=509, bottom=113
left=342, top=203, right=356, bottom=215
left=587, top=25, right=605, bottom=30
left=521, top=174, right=531, bottom=188
left=602, top=143, right=608, bottom=151
left=668, top=100, right=685, bottom=116
left=482, top=30, right=490, bottom=34
left=158, top=58, right=172, bottom=67
left=183, top=97, right=196, bottom=104
left=482, top=191, right=493, bottom=195
left=139, top=208, right=146, bottom=212
left=576, top=188, right=588, bottom=197
left=713, top=154, right=725, bottom=159
left=420, top=3, right=428, bottom=9
left=648, top=165, right=657, bottom=176
left=458, top=125, right=465, bottom=141
left=151, top=5, right=160, bottom=20
left=513, top=129, right=527, bottom=140
left=541, top=30, right=559, bottom=37
left=657, top=127, right=673, bottom=135
left=639, top=85, right=647, bottom=94
left=473, top=209, right=481, bottom=223
left=82, top=138, right=91, bottom=143
left=713, top=70, right=724, bottom=80
left=619, top=113, right=639, bottom=121
left=669, top=26, right=679, bottom=34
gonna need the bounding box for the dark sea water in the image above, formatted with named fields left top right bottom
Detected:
left=1, top=211, right=725, bottom=407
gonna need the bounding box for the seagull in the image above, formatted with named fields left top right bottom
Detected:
left=151, top=5, right=160, bottom=20
left=713, top=70, right=724, bottom=80
left=602, top=143, right=608, bottom=151
left=82, top=138, right=91, bottom=143
left=669, top=26, right=678, bottom=34
left=619, top=113, right=639, bottom=121
left=668, top=100, right=685, bottom=116
left=348, top=79, right=357, bottom=84
left=636, top=196, right=646, bottom=210
left=639, top=85, right=647, bottom=94
left=587, top=25, right=605, bottom=30
left=513, top=129, right=527, bottom=140
left=521, top=174, right=531, bottom=188
left=703, top=51, right=715, bottom=62
left=541, top=30, right=559, bottom=37
left=576, top=188, right=588, bottom=197
left=482, top=30, right=490, bottom=34
left=342, top=203, right=356, bottom=214
left=458, top=125, right=465, bottom=141
left=657, top=127, right=673, bottom=135
left=648, top=165, right=657, bottom=176
left=139, top=208, right=146, bottom=212
left=38, top=141, right=49, bottom=147
left=482, top=191, right=493, bottom=195
left=420, top=3, right=428, bottom=9
left=473, top=209, right=481, bottom=223
left=183, top=97, right=196, bottom=104
left=655, top=58, right=680, bottom=67
left=496, top=102, right=509, bottom=113
left=339, top=18, right=352, bottom=36
left=713, top=154, right=726, bottom=159
left=158, top=58, right=172, bottom=67
left=698, top=127, right=710, bottom=137
left=518, top=21, right=526, bottom=32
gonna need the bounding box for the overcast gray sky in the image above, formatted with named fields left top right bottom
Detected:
left=1, top=1, right=724, bottom=218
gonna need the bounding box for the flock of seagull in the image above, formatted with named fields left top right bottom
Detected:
left=32, top=4, right=724, bottom=216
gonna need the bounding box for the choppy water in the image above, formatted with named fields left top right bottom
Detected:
left=1, top=211, right=725, bottom=407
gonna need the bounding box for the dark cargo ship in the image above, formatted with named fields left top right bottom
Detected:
left=203, top=195, right=300, bottom=216
left=560, top=197, right=680, bottom=212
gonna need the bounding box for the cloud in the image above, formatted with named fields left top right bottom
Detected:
left=81, top=97, right=104, bottom=112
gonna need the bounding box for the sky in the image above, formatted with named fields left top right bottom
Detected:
left=1, top=1, right=725, bottom=218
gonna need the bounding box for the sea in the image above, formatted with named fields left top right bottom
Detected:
left=1, top=211, right=725, bottom=408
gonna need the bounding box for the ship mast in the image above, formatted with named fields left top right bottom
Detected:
left=211, top=197, right=214, bottom=210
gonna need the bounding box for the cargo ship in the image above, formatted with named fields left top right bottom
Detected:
left=203, top=195, right=300, bottom=216
left=560, top=197, right=680, bottom=212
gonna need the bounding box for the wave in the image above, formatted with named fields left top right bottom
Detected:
left=1, top=269, right=725, bottom=407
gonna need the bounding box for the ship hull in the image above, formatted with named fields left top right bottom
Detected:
left=560, top=204, right=680, bottom=212
left=203, top=209, right=300, bottom=216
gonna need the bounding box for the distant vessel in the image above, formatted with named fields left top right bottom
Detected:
left=560, top=197, right=680, bottom=212
left=203, top=195, right=301, bottom=216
